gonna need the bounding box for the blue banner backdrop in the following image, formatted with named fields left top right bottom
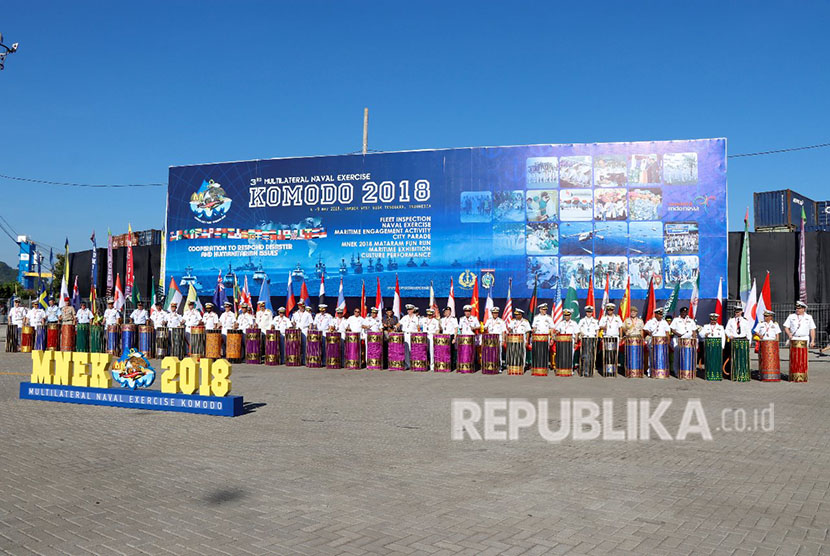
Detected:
left=166, top=139, right=726, bottom=301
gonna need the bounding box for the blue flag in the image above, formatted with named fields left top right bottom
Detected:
left=257, top=276, right=273, bottom=312
left=38, top=284, right=48, bottom=309
left=212, top=271, right=227, bottom=314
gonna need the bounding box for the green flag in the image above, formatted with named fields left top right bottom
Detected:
left=131, top=282, right=141, bottom=307
left=528, top=274, right=538, bottom=325
left=663, top=282, right=680, bottom=316
left=564, top=276, right=580, bottom=322
left=150, top=276, right=156, bottom=307
left=738, top=207, right=751, bottom=308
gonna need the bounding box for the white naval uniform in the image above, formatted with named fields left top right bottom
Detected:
left=398, top=313, right=421, bottom=368
left=202, top=312, right=220, bottom=330
left=598, top=314, right=623, bottom=338
left=423, top=317, right=442, bottom=370
left=219, top=311, right=236, bottom=336
left=130, top=309, right=149, bottom=325
left=700, top=324, right=726, bottom=348
left=724, top=316, right=752, bottom=340
left=76, top=308, right=93, bottom=324
left=753, top=321, right=780, bottom=341
left=783, top=313, right=816, bottom=341
left=256, top=309, right=273, bottom=333
left=103, top=308, right=121, bottom=326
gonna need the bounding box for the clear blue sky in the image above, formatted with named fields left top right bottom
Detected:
left=1, top=1, right=828, bottom=268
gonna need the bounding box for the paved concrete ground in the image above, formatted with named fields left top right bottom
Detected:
left=1, top=351, right=829, bottom=555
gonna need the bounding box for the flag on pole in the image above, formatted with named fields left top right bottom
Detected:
left=429, top=281, right=439, bottom=315
left=483, top=287, right=494, bottom=324
left=601, top=273, right=610, bottom=311
left=149, top=277, right=156, bottom=314
left=756, top=271, right=771, bottom=328
left=586, top=275, right=595, bottom=310
left=213, top=270, right=227, bottom=313
left=360, top=281, right=366, bottom=317
left=739, top=207, right=751, bottom=310
left=470, top=276, right=480, bottom=318
left=232, top=274, right=241, bottom=313
left=164, top=277, right=183, bottom=313
left=90, top=230, right=98, bottom=291
left=71, top=276, right=80, bottom=311
left=125, top=223, right=134, bottom=302
left=527, top=274, right=538, bottom=324
left=663, top=281, right=680, bottom=316
left=564, top=276, right=580, bottom=322
left=114, top=274, right=125, bottom=311
left=504, top=278, right=513, bottom=325
left=241, top=275, right=252, bottom=307
left=38, top=284, right=49, bottom=310
left=715, top=277, right=723, bottom=325
left=392, top=274, right=401, bottom=318
left=318, top=274, right=326, bottom=307
left=106, top=230, right=113, bottom=298
left=186, top=283, right=203, bottom=313
left=299, top=281, right=310, bottom=307
left=375, top=277, right=383, bottom=312
left=130, top=276, right=140, bottom=307
left=745, top=278, right=758, bottom=324
left=552, top=277, right=563, bottom=325
left=447, top=277, right=456, bottom=317
left=689, top=270, right=700, bottom=320
left=258, top=276, right=273, bottom=312
left=643, top=277, right=656, bottom=322
left=59, top=238, right=70, bottom=308
left=337, top=277, right=346, bottom=314
left=799, top=206, right=807, bottom=303
left=619, top=276, right=631, bottom=320
left=286, top=272, right=296, bottom=314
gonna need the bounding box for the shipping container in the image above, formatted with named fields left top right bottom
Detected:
left=806, top=224, right=830, bottom=232
left=818, top=201, right=830, bottom=227
left=753, top=189, right=818, bottom=230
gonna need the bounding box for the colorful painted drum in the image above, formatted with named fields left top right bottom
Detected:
left=603, top=337, right=620, bottom=377
left=409, top=332, right=428, bottom=371
left=789, top=340, right=808, bottom=382
left=265, top=330, right=280, bottom=366
left=60, top=324, right=76, bottom=352
left=138, top=325, right=153, bottom=355
left=554, top=334, right=573, bottom=376
left=481, top=333, right=501, bottom=374
left=433, top=333, right=453, bottom=372
left=169, top=327, right=187, bottom=360
left=120, top=323, right=136, bottom=355
left=4, top=324, right=16, bottom=352
left=75, top=323, right=90, bottom=352
left=306, top=329, right=323, bottom=367
left=759, top=339, right=780, bottom=381
left=106, top=324, right=120, bottom=356
left=20, top=326, right=34, bottom=353
left=579, top=337, right=598, bottom=377
left=284, top=328, right=302, bottom=367
left=624, top=337, right=644, bottom=378
left=154, top=327, right=169, bottom=358
left=531, top=333, right=550, bottom=376
left=388, top=332, right=405, bottom=371
left=325, top=332, right=342, bottom=368
left=245, top=327, right=262, bottom=364
left=89, top=324, right=104, bottom=353
left=46, top=323, right=60, bottom=351
left=677, top=337, right=696, bottom=380
left=366, top=331, right=384, bottom=370
left=651, top=337, right=670, bottom=379
left=205, top=329, right=223, bottom=359
left=344, top=331, right=362, bottom=369
left=457, top=334, right=476, bottom=373
left=704, top=337, right=722, bottom=380
left=730, top=338, right=750, bottom=382
left=34, top=326, right=46, bottom=351
left=226, top=329, right=244, bottom=363
left=506, top=333, right=525, bottom=375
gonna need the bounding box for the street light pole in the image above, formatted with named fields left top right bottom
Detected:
left=0, top=32, right=20, bottom=71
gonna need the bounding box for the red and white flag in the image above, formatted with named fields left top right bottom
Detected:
left=503, top=278, right=513, bottom=325
left=299, top=280, right=310, bottom=307
left=318, top=274, right=326, bottom=306
left=552, top=278, right=563, bottom=325
left=392, top=274, right=401, bottom=318
left=745, top=278, right=758, bottom=324
left=429, top=281, right=439, bottom=315
left=286, top=272, right=296, bottom=314
left=360, top=280, right=366, bottom=318
left=689, top=270, right=700, bottom=320
left=375, top=277, right=383, bottom=312
left=601, top=272, right=610, bottom=310
left=114, top=274, right=125, bottom=311
left=715, top=277, right=723, bottom=325
left=447, top=277, right=456, bottom=317
left=241, top=275, right=252, bottom=307
left=483, top=287, right=493, bottom=324
left=756, top=271, right=772, bottom=327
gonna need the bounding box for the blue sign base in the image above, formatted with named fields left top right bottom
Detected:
left=19, top=382, right=244, bottom=417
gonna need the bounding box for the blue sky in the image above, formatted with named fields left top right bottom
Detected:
left=1, top=1, right=828, bottom=268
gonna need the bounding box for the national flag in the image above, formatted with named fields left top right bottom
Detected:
left=299, top=281, right=310, bottom=307
left=470, top=276, right=480, bottom=318
left=564, top=276, right=580, bottom=322
left=745, top=278, right=758, bottom=324
left=586, top=275, right=595, bottom=311
left=186, top=283, right=203, bottom=313
left=59, top=272, right=70, bottom=309
left=552, top=277, right=563, bottom=325
left=71, top=276, right=80, bottom=311
left=504, top=278, right=513, bottom=325
left=799, top=206, right=807, bottom=303
left=447, top=277, right=456, bottom=317
left=150, top=276, right=156, bottom=310
left=375, top=277, right=383, bottom=312
left=90, top=230, right=98, bottom=290
left=601, top=272, right=610, bottom=311
left=38, top=284, right=49, bottom=310
left=429, top=281, right=439, bottom=315
left=106, top=230, right=113, bottom=298
left=663, top=281, right=680, bottom=316
left=212, top=270, right=228, bottom=313
left=392, top=274, right=401, bottom=318
left=483, top=287, right=494, bottom=324
left=114, top=274, right=125, bottom=311
left=286, top=272, right=296, bottom=314
left=360, top=280, right=366, bottom=318
left=756, top=271, right=771, bottom=328
left=715, top=277, right=723, bottom=325
left=59, top=238, right=70, bottom=308
left=337, top=277, right=346, bottom=314
left=689, top=270, right=700, bottom=320
left=739, top=207, right=751, bottom=310
left=619, top=276, right=631, bottom=320
left=126, top=223, right=134, bottom=301
left=319, top=274, right=326, bottom=306
left=232, top=275, right=241, bottom=312
left=159, top=224, right=166, bottom=297
left=643, top=276, right=656, bottom=321
left=527, top=274, right=538, bottom=324
left=130, top=275, right=141, bottom=307
left=241, top=275, right=252, bottom=307
left=258, top=275, right=273, bottom=312
left=164, top=277, right=183, bottom=313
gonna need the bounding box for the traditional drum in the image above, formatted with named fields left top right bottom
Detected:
left=305, top=329, right=323, bottom=367
left=759, top=339, right=780, bottom=382
left=554, top=334, right=574, bottom=376
left=284, top=328, right=302, bottom=366
left=325, top=332, right=342, bottom=368
left=46, top=323, right=60, bottom=351
left=4, top=324, right=16, bottom=352
left=531, top=333, right=550, bottom=376
left=120, top=323, right=136, bottom=355
left=265, top=330, right=280, bottom=366
left=730, top=338, right=750, bottom=382
left=90, top=324, right=105, bottom=353
left=60, top=324, right=76, bottom=352
left=481, top=333, right=500, bottom=374
left=138, top=325, right=153, bottom=355
left=226, top=329, right=244, bottom=363
left=34, top=325, right=46, bottom=351
left=366, top=331, right=384, bottom=370
left=245, top=327, right=262, bottom=364
left=154, top=326, right=169, bottom=358
left=789, top=340, right=808, bottom=382
left=409, top=332, right=428, bottom=371
left=580, top=336, right=598, bottom=377
left=624, top=337, right=644, bottom=378
left=506, top=333, right=526, bottom=375
left=205, top=329, right=223, bottom=359
left=388, top=332, right=405, bottom=371
left=603, top=337, right=620, bottom=377
left=169, top=327, right=187, bottom=360
left=20, top=326, right=34, bottom=353
left=344, top=331, right=362, bottom=369
left=703, top=337, right=722, bottom=380
left=457, top=334, right=476, bottom=373
left=106, top=324, right=120, bottom=355
left=650, top=337, right=670, bottom=379
left=74, top=323, right=90, bottom=352
left=189, top=325, right=207, bottom=361
left=433, top=333, right=453, bottom=372
left=677, top=338, right=696, bottom=380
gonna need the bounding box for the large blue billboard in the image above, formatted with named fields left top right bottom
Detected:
left=166, top=138, right=726, bottom=301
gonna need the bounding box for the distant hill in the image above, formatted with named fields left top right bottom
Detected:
left=0, top=261, right=18, bottom=283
